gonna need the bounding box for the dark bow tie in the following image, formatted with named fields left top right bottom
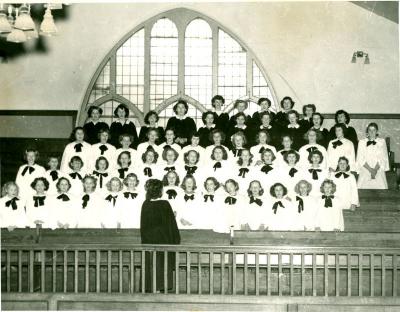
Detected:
left=22, top=166, right=35, bottom=176
left=164, top=166, right=176, bottom=172
left=232, top=149, right=243, bottom=157
left=272, top=201, right=284, bottom=214
left=289, top=167, right=298, bottom=177
left=261, top=164, right=273, bottom=174
left=238, top=167, right=249, bottom=178
left=185, top=165, right=198, bottom=175
left=259, top=146, right=266, bottom=154
left=124, top=192, right=138, bottom=199
left=69, top=172, right=82, bottom=180
left=332, top=140, right=343, bottom=149
left=74, top=143, right=83, bottom=152
left=105, top=194, right=118, bottom=206
left=224, top=196, right=237, bottom=205
left=184, top=194, right=194, bottom=201
left=93, top=171, right=108, bottom=188
left=82, top=194, right=90, bottom=208
left=213, top=162, right=222, bottom=171
left=204, top=194, right=214, bottom=202
left=309, top=168, right=321, bottom=180
left=166, top=189, right=177, bottom=199
left=163, top=144, right=172, bottom=150
left=306, top=146, right=318, bottom=154
left=296, top=196, right=304, bottom=213
left=144, top=167, right=152, bottom=177
left=146, top=145, right=155, bottom=151
left=335, top=172, right=349, bottom=179
left=250, top=196, right=263, bottom=206
left=57, top=194, right=70, bottom=202
left=33, top=196, right=46, bottom=207
left=367, top=140, right=377, bottom=147
left=49, top=170, right=59, bottom=181
left=118, top=168, right=129, bottom=179
left=5, top=197, right=19, bottom=210
left=99, top=144, right=108, bottom=155
left=322, top=195, right=334, bottom=208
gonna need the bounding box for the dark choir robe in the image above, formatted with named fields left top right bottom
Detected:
left=274, top=111, right=290, bottom=129
left=312, top=127, right=330, bottom=148
left=140, top=199, right=180, bottom=292
left=214, top=112, right=230, bottom=133
left=166, top=116, right=197, bottom=147
left=284, top=125, right=307, bottom=150
left=299, top=118, right=313, bottom=131
left=248, top=124, right=279, bottom=147
left=251, top=110, right=276, bottom=128
left=228, top=113, right=252, bottom=129
left=138, top=126, right=165, bottom=145
left=83, top=121, right=110, bottom=144
left=109, top=121, right=138, bottom=148
left=329, top=125, right=359, bottom=152
left=198, top=126, right=216, bottom=147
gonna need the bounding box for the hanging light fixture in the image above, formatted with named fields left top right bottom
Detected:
left=0, top=4, right=12, bottom=33
left=40, top=6, right=57, bottom=36
left=7, top=8, right=27, bottom=43
left=14, top=4, right=35, bottom=30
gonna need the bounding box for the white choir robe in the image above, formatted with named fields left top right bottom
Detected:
left=298, top=143, right=328, bottom=169
left=356, top=138, right=389, bottom=189
left=90, top=143, right=117, bottom=172
left=102, top=192, right=122, bottom=228
left=49, top=193, right=80, bottom=228
left=60, top=141, right=92, bottom=174
left=244, top=195, right=270, bottom=230
left=159, top=142, right=182, bottom=154
left=76, top=193, right=105, bottom=228
left=15, top=164, right=46, bottom=198
left=315, top=195, right=345, bottom=231
left=250, top=144, right=277, bottom=164
left=276, top=150, right=295, bottom=168
left=92, top=170, right=113, bottom=197
left=0, top=196, right=29, bottom=228
left=217, top=193, right=247, bottom=232
left=303, top=167, right=329, bottom=196
left=253, top=164, right=280, bottom=195
left=274, top=165, right=305, bottom=197
left=24, top=195, right=56, bottom=229
left=115, top=148, right=140, bottom=168
left=199, top=192, right=225, bottom=231
left=331, top=172, right=359, bottom=208
left=136, top=142, right=163, bottom=164
left=203, top=160, right=233, bottom=185
left=45, top=170, right=65, bottom=196
left=327, top=138, right=356, bottom=171
left=117, top=191, right=144, bottom=229
left=267, top=198, right=298, bottom=231
left=137, top=163, right=163, bottom=191
left=175, top=192, right=201, bottom=229
left=204, top=145, right=234, bottom=163
left=162, top=186, right=184, bottom=217
left=177, top=165, right=207, bottom=187
left=233, top=165, right=258, bottom=196
left=111, top=166, right=137, bottom=183
left=293, top=195, right=318, bottom=231
left=180, top=145, right=206, bottom=166
left=67, top=171, right=87, bottom=196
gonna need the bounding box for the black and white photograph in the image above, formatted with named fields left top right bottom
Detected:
left=0, top=1, right=399, bottom=311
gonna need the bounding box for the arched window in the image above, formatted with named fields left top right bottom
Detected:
left=79, top=8, right=278, bottom=128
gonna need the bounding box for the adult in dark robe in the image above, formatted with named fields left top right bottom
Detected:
left=299, top=104, right=316, bottom=130
left=109, top=104, right=138, bottom=148
left=210, top=95, right=229, bottom=133
left=328, top=110, right=359, bottom=152
left=310, top=112, right=330, bottom=148
left=140, top=179, right=180, bottom=293
left=83, top=106, right=109, bottom=144
left=228, top=99, right=252, bottom=129
left=251, top=97, right=276, bottom=128
left=198, top=111, right=217, bottom=147
left=166, top=100, right=197, bottom=147
left=274, top=96, right=295, bottom=130
left=138, top=111, right=165, bottom=145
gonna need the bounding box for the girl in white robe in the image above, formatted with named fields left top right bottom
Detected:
left=327, top=124, right=356, bottom=172
left=45, top=156, right=64, bottom=196
left=245, top=180, right=270, bottom=231
left=119, top=173, right=144, bottom=229
left=161, top=170, right=183, bottom=216
left=250, top=130, right=277, bottom=165
left=137, top=149, right=162, bottom=187
left=50, top=177, right=80, bottom=229
left=356, top=123, right=390, bottom=189
left=112, top=151, right=137, bottom=182
left=267, top=183, right=297, bottom=231
left=253, top=148, right=280, bottom=193
left=92, top=156, right=113, bottom=197
left=293, top=180, right=318, bottom=231
left=304, top=150, right=329, bottom=196
left=331, top=157, right=359, bottom=210
left=180, top=134, right=206, bottom=166
left=230, top=131, right=247, bottom=160
left=315, top=179, right=345, bottom=231
left=276, top=135, right=297, bottom=167
left=201, top=177, right=225, bottom=231
left=0, top=182, right=28, bottom=229
left=176, top=175, right=201, bottom=229
left=90, top=129, right=117, bottom=172
left=60, top=127, right=92, bottom=174
left=234, top=149, right=257, bottom=195
left=179, top=149, right=204, bottom=184
left=204, top=146, right=233, bottom=183
left=276, top=150, right=304, bottom=198
left=160, top=147, right=180, bottom=173
left=204, top=129, right=234, bottom=161
left=115, top=134, right=139, bottom=168
left=159, top=128, right=182, bottom=154
left=25, top=177, right=56, bottom=229
left=15, top=149, right=46, bottom=198
left=102, top=177, right=123, bottom=228
left=299, top=129, right=328, bottom=169
left=76, top=176, right=105, bottom=228
left=67, top=156, right=87, bottom=196
left=136, top=128, right=163, bottom=164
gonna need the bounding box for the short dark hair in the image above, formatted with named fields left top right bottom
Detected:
left=270, top=182, right=288, bottom=198
left=144, top=110, right=159, bottom=124
left=211, top=95, right=225, bottom=107
left=336, top=156, right=350, bottom=172
left=308, top=150, right=324, bottom=164
left=117, top=151, right=131, bottom=167
left=147, top=127, right=159, bottom=139
left=145, top=179, right=163, bottom=200
left=202, top=111, right=217, bottom=124
left=114, top=104, right=130, bottom=118
left=204, top=177, right=220, bottom=190
left=141, top=149, right=159, bottom=164
left=24, top=148, right=40, bottom=161
left=97, top=128, right=110, bottom=140
left=162, top=171, right=180, bottom=186
left=162, top=147, right=179, bottom=162
left=224, top=179, right=239, bottom=192
left=68, top=156, right=84, bottom=170
left=287, top=109, right=300, bottom=120
left=261, top=148, right=276, bottom=162
left=173, top=100, right=189, bottom=115
left=181, top=174, right=197, bottom=191
left=283, top=150, right=300, bottom=164
left=30, top=177, right=49, bottom=191
left=70, top=126, right=86, bottom=142
left=312, top=112, right=325, bottom=125
left=280, top=96, right=295, bottom=109
left=234, top=112, right=247, bottom=122
left=257, top=97, right=271, bottom=107
left=56, top=177, right=71, bottom=193
left=95, top=156, right=110, bottom=170
left=302, top=104, right=316, bottom=115
left=234, top=99, right=249, bottom=110
left=87, top=106, right=103, bottom=118
left=333, top=123, right=347, bottom=136
left=335, top=110, right=350, bottom=124
left=123, top=173, right=140, bottom=188
left=255, top=130, right=272, bottom=144
left=184, top=150, right=200, bottom=165
left=211, top=146, right=228, bottom=160
left=209, top=129, right=226, bottom=144
left=237, top=149, right=253, bottom=166
left=366, top=122, right=379, bottom=133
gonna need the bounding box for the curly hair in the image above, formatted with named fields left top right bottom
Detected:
left=184, top=150, right=200, bottom=165
left=117, top=151, right=131, bottom=167
left=162, top=171, right=180, bottom=186
left=261, top=148, right=276, bottom=162
left=209, top=129, right=226, bottom=144
left=294, top=180, right=312, bottom=196
left=173, top=100, right=189, bottom=115
left=87, top=106, right=103, bottom=118
left=280, top=96, right=295, bottom=109
left=181, top=174, right=197, bottom=191
left=56, top=177, right=71, bottom=193
left=302, top=104, right=316, bottom=115
left=95, top=156, right=110, bottom=170
left=224, top=179, right=239, bottom=193
left=2, top=181, right=19, bottom=197
left=247, top=180, right=264, bottom=197
left=270, top=182, right=288, bottom=198
left=308, top=150, right=324, bottom=164
left=211, top=95, right=225, bottom=107
left=334, top=110, right=350, bottom=124
left=335, top=156, right=350, bottom=172
left=231, top=131, right=247, bottom=147
left=113, top=104, right=129, bottom=118
left=320, top=179, right=337, bottom=194
left=30, top=177, right=50, bottom=191
left=82, top=175, right=97, bottom=190
left=106, top=177, right=123, bottom=192
left=203, top=177, right=220, bottom=191
left=211, top=146, right=228, bottom=161
left=144, top=110, right=159, bottom=124
left=283, top=149, right=300, bottom=164
left=162, top=147, right=179, bottom=162
left=145, top=179, right=163, bottom=200
left=202, top=111, right=217, bottom=125
left=257, top=97, right=271, bottom=107
left=123, top=173, right=139, bottom=188
left=141, top=149, right=159, bottom=164
left=237, top=149, right=253, bottom=166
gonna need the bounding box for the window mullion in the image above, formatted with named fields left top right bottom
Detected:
left=143, top=26, right=151, bottom=114
left=110, top=55, right=116, bottom=96
left=212, top=25, right=219, bottom=98
left=178, top=24, right=185, bottom=96
left=246, top=54, right=252, bottom=97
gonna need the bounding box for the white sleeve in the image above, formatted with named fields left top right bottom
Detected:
left=350, top=176, right=359, bottom=206
left=15, top=166, right=23, bottom=186
left=356, top=140, right=366, bottom=173
left=327, top=143, right=335, bottom=169
left=347, top=141, right=356, bottom=171
left=380, top=139, right=390, bottom=171
left=60, top=144, right=71, bottom=173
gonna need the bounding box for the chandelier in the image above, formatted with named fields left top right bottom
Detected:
left=0, top=3, right=64, bottom=43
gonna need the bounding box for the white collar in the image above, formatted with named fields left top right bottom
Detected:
left=235, top=125, right=247, bottom=129
left=288, top=124, right=300, bottom=129
left=260, top=125, right=272, bottom=129
left=176, top=115, right=186, bottom=120
left=206, top=124, right=216, bottom=129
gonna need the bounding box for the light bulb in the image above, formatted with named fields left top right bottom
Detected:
left=40, top=7, right=57, bottom=36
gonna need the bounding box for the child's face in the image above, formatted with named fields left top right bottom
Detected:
left=187, top=151, right=198, bottom=165
left=260, top=100, right=269, bottom=111
left=337, top=113, right=347, bottom=124
left=35, top=180, right=46, bottom=194
left=312, top=115, right=321, bottom=127
left=126, top=177, right=137, bottom=189
left=91, top=109, right=100, bottom=121
left=261, top=115, right=271, bottom=126
left=98, top=159, right=108, bottom=171
left=191, top=136, right=200, bottom=146
left=166, top=150, right=176, bottom=163
left=259, top=132, right=267, bottom=144
left=26, top=151, right=36, bottom=164
left=250, top=182, right=261, bottom=196
left=148, top=131, right=158, bottom=142
left=176, top=103, right=186, bottom=116
left=241, top=150, right=251, bottom=164
left=307, top=131, right=317, bottom=143
left=274, top=185, right=284, bottom=198
left=305, top=107, right=314, bottom=118
left=120, top=136, right=132, bottom=148
left=282, top=137, right=292, bottom=149
left=288, top=113, right=297, bottom=124
left=205, top=114, right=214, bottom=125
left=167, top=173, right=176, bottom=186
left=311, top=154, right=321, bottom=165
left=100, top=132, right=109, bottom=143
left=283, top=99, right=292, bottom=110
left=148, top=114, right=157, bottom=125
left=213, top=99, right=223, bottom=110
left=145, top=152, right=155, bottom=164
left=110, top=180, right=121, bottom=192
left=226, top=182, right=236, bottom=195
left=72, top=160, right=82, bottom=171
left=287, top=154, right=297, bottom=166
left=237, top=102, right=246, bottom=112
left=262, top=152, right=273, bottom=164
left=323, top=183, right=333, bottom=195
left=185, top=179, right=195, bottom=192
left=234, top=135, right=244, bottom=148
left=213, top=149, right=223, bottom=161
left=120, top=154, right=131, bottom=167
left=48, top=158, right=59, bottom=170
left=205, top=180, right=216, bottom=192
left=59, top=180, right=70, bottom=193
left=213, top=133, right=222, bottom=144
left=335, top=127, right=344, bottom=139
left=236, top=116, right=245, bottom=126
left=367, top=126, right=377, bottom=138
left=8, top=184, right=18, bottom=197
left=83, top=179, right=95, bottom=193
left=299, top=183, right=308, bottom=196
left=165, top=130, right=175, bottom=142
left=117, top=108, right=126, bottom=119
left=75, top=129, right=85, bottom=141
left=338, top=159, right=348, bottom=171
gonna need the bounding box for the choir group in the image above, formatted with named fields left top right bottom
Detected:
left=0, top=96, right=390, bottom=233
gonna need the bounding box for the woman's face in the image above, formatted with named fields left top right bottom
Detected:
left=98, top=159, right=108, bottom=171
left=205, top=179, right=216, bottom=192
left=145, top=152, right=155, bottom=164
left=185, top=178, right=195, bottom=192
left=237, top=102, right=247, bottom=112
left=213, top=148, right=223, bottom=161
left=110, top=180, right=121, bottom=193
left=120, top=154, right=131, bottom=167
left=8, top=184, right=18, bottom=197
left=260, top=100, right=270, bottom=111
left=367, top=126, right=377, bottom=139
left=250, top=182, right=261, bottom=196
left=191, top=136, right=200, bottom=146
left=120, top=136, right=132, bottom=148
left=35, top=180, right=46, bottom=194
left=323, top=183, right=333, bottom=196
left=71, top=160, right=82, bottom=171
left=304, top=107, right=314, bottom=118
left=299, top=182, right=309, bottom=196
left=338, top=159, right=348, bottom=171
left=233, top=135, right=244, bottom=148
left=311, top=154, right=321, bottom=165
left=48, top=158, right=59, bottom=170
left=335, top=127, right=344, bottom=139
left=59, top=180, right=70, bottom=193
left=91, top=109, right=100, bottom=121
left=187, top=151, right=198, bottom=165
left=274, top=185, right=284, bottom=198
left=288, top=113, right=297, bottom=124
left=167, top=173, right=177, bottom=186
left=213, top=133, right=222, bottom=145
left=205, top=114, right=214, bottom=125
left=165, top=130, right=175, bottom=142
left=117, top=108, right=126, bottom=119
left=287, top=153, right=297, bottom=166
left=100, top=132, right=109, bottom=144
left=176, top=103, right=186, bottom=116
left=262, top=151, right=273, bottom=164
left=213, top=99, right=223, bottom=110
left=307, top=131, right=317, bottom=144
left=283, top=99, right=292, bottom=111
left=148, top=114, right=157, bottom=125
left=337, top=113, right=347, bottom=124
left=126, top=177, right=137, bottom=189
left=166, top=150, right=176, bottom=163
left=83, top=179, right=95, bottom=193
left=241, top=150, right=251, bottom=164
left=26, top=151, right=36, bottom=164
left=236, top=116, right=245, bottom=126
left=312, top=114, right=321, bottom=127
left=75, top=129, right=85, bottom=142
left=282, top=137, right=292, bottom=149
left=148, top=130, right=158, bottom=143
left=259, top=132, right=267, bottom=144
left=226, top=182, right=236, bottom=195
left=261, top=115, right=271, bottom=126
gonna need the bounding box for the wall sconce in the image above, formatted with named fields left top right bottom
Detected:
left=351, top=51, right=370, bottom=64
